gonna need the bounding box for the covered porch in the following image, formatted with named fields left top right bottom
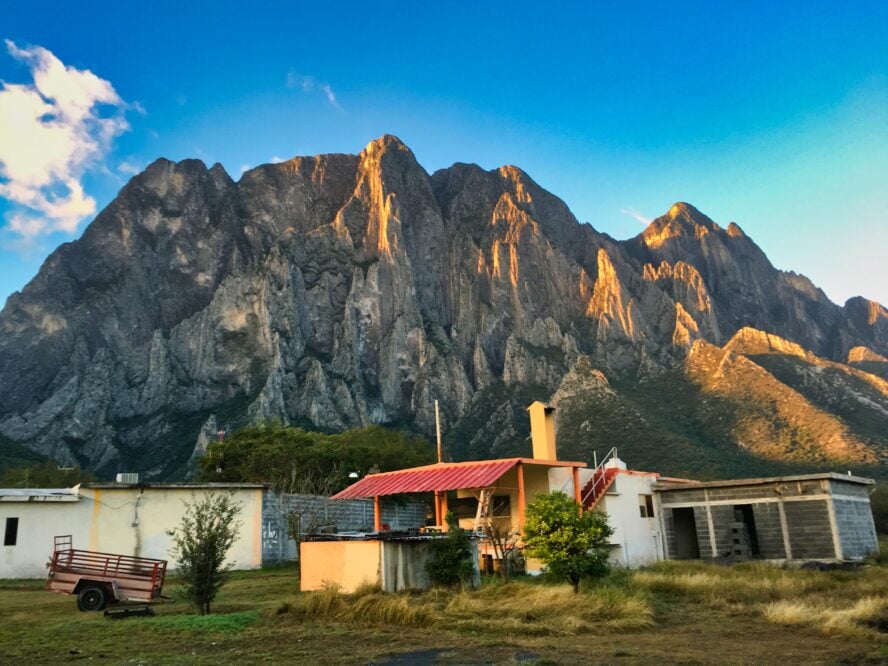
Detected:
left=330, top=457, right=587, bottom=537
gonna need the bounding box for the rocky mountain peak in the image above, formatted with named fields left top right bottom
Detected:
left=848, top=346, right=888, bottom=364
left=723, top=326, right=811, bottom=359
left=640, top=201, right=721, bottom=247
left=0, top=137, right=884, bottom=479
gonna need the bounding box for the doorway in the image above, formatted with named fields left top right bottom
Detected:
left=672, top=507, right=700, bottom=559
left=732, top=504, right=761, bottom=558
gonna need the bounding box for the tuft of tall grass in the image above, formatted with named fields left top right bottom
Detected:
left=348, top=594, right=434, bottom=627
left=279, top=580, right=653, bottom=635
left=764, top=596, right=888, bottom=637
left=445, top=582, right=653, bottom=635
left=280, top=583, right=433, bottom=628
left=631, top=562, right=843, bottom=608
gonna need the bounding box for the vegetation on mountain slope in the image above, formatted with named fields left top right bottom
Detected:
left=197, top=423, right=435, bottom=491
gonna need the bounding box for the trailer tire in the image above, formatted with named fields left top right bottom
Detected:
left=77, top=585, right=108, bottom=612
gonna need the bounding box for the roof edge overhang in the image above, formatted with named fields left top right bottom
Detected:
left=331, top=457, right=587, bottom=500
left=654, top=472, right=876, bottom=491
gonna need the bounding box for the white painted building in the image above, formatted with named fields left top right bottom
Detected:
left=0, top=482, right=265, bottom=579
left=545, top=458, right=663, bottom=567
left=590, top=460, right=664, bottom=567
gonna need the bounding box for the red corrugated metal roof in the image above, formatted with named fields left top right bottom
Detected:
left=331, top=458, right=586, bottom=499
left=331, top=459, right=518, bottom=499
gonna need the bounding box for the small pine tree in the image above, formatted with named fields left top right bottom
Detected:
left=425, top=512, right=475, bottom=588
left=168, top=492, right=243, bottom=614
left=523, top=491, right=613, bottom=593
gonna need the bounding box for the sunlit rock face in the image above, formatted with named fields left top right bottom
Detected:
left=0, top=136, right=885, bottom=478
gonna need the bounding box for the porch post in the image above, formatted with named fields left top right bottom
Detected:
left=572, top=467, right=582, bottom=507
left=434, top=491, right=442, bottom=526
left=441, top=492, right=449, bottom=531
left=374, top=495, right=382, bottom=532
left=517, top=461, right=526, bottom=531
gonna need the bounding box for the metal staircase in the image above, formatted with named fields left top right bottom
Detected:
left=581, top=447, right=620, bottom=509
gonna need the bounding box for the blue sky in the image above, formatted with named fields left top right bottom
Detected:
left=1, top=1, right=886, bottom=307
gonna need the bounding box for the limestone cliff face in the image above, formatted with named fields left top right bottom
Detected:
left=626, top=202, right=882, bottom=361
left=0, top=136, right=885, bottom=477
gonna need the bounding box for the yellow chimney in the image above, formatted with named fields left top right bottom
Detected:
left=528, top=401, right=557, bottom=460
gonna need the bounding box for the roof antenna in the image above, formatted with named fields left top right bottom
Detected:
left=435, top=400, right=443, bottom=463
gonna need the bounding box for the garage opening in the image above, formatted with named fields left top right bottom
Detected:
left=672, top=507, right=700, bottom=559
left=731, top=504, right=760, bottom=558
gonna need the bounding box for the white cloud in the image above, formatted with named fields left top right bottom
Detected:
left=620, top=207, right=652, bottom=226
left=320, top=83, right=338, bottom=108
left=118, top=160, right=143, bottom=175
left=0, top=40, right=130, bottom=241
left=270, top=156, right=284, bottom=164
left=286, top=71, right=342, bottom=110
left=239, top=164, right=251, bottom=176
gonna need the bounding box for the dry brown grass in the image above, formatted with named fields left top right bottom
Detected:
left=279, top=580, right=653, bottom=636
left=629, top=559, right=888, bottom=638
left=764, top=596, right=888, bottom=637
left=1, top=564, right=886, bottom=664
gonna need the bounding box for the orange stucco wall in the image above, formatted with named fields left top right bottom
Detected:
left=299, top=541, right=381, bottom=592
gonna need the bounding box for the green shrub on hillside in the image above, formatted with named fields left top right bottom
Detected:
left=197, top=422, right=434, bottom=491
left=0, top=460, right=94, bottom=487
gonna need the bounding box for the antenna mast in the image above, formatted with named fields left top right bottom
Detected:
left=435, top=400, right=443, bottom=463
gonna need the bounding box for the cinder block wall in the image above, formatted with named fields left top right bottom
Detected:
left=830, top=481, right=879, bottom=560
left=657, top=477, right=879, bottom=562
left=751, top=503, right=787, bottom=559
left=262, top=493, right=429, bottom=564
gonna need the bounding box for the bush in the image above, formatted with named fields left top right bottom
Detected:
left=870, top=483, right=888, bottom=535
left=425, top=512, right=475, bottom=588
left=523, top=492, right=613, bottom=593
left=168, top=492, right=243, bottom=614
left=198, top=422, right=435, bottom=492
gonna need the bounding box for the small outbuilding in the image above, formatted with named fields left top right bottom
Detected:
left=656, top=473, right=879, bottom=562
left=300, top=533, right=481, bottom=593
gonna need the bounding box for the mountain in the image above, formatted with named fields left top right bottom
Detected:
left=0, top=135, right=885, bottom=479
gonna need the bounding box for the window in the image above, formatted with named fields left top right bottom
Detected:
left=638, top=494, right=655, bottom=518
left=4, top=517, right=18, bottom=546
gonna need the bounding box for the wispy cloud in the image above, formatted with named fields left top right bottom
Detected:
left=239, top=164, right=251, bottom=176
left=286, top=71, right=342, bottom=111
left=0, top=40, right=131, bottom=245
left=620, top=207, right=652, bottom=226
left=118, top=160, right=143, bottom=176
left=270, top=156, right=284, bottom=164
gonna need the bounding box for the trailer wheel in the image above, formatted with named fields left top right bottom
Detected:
left=77, top=585, right=108, bottom=612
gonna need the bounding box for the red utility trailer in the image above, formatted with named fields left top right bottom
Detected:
left=47, top=536, right=167, bottom=611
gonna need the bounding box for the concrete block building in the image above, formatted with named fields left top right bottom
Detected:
left=655, top=474, right=879, bottom=561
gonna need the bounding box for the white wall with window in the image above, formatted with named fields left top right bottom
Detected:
left=0, top=489, right=88, bottom=578
left=594, top=465, right=664, bottom=567
left=0, top=483, right=265, bottom=579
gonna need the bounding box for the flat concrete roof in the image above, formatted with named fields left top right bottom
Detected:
left=79, top=482, right=266, bottom=490
left=655, top=472, right=875, bottom=492
left=0, top=488, right=80, bottom=502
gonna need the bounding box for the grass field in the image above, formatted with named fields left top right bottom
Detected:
left=1, top=555, right=887, bottom=665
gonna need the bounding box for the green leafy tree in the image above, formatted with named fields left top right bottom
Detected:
left=198, top=423, right=434, bottom=492
left=168, top=493, right=243, bottom=614
left=425, top=512, right=475, bottom=588
left=523, top=491, right=613, bottom=593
